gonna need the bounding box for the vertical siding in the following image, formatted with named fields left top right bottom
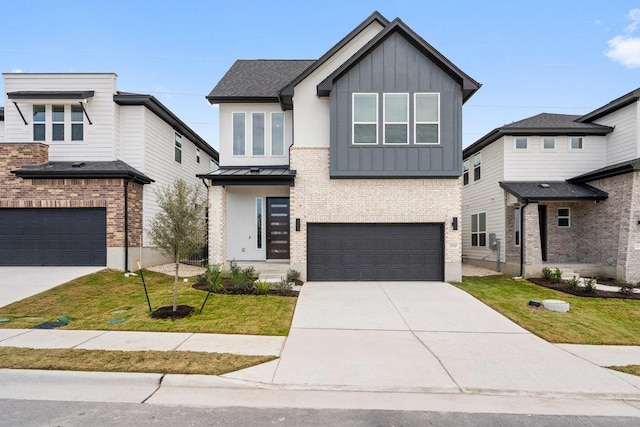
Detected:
left=461, top=139, right=506, bottom=262
left=593, top=103, right=638, bottom=165
left=141, top=109, right=214, bottom=246
left=503, top=135, right=606, bottom=180
left=2, top=74, right=117, bottom=161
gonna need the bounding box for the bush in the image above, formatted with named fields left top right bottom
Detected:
left=231, top=265, right=258, bottom=293
left=567, top=276, right=580, bottom=289
left=286, top=269, right=301, bottom=284
left=584, top=278, right=597, bottom=294
left=542, top=267, right=553, bottom=281
left=619, top=283, right=637, bottom=295
left=254, top=280, right=271, bottom=295
left=273, top=278, right=293, bottom=294
left=551, top=268, right=562, bottom=284
left=195, top=263, right=225, bottom=293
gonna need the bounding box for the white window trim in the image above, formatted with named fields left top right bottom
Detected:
left=270, top=112, right=286, bottom=157
left=383, top=93, right=409, bottom=145
left=471, top=212, right=487, bottom=248
left=232, top=112, right=246, bottom=156
left=541, top=136, right=556, bottom=151
left=462, top=158, right=470, bottom=186
left=250, top=112, right=266, bottom=157
left=558, top=207, right=571, bottom=228
left=33, top=104, right=85, bottom=144
left=473, top=153, right=482, bottom=182
left=256, top=197, right=264, bottom=250
left=414, top=92, right=440, bottom=145
left=514, top=136, right=528, bottom=150
left=174, top=132, right=182, bottom=164
left=569, top=136, right=584, bottom=151
left=352, top=92, right=378, bottom=145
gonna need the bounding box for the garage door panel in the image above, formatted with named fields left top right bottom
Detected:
left=0, top=208, right=106, bottom=266
left=307, top=223, right=444, bottom=281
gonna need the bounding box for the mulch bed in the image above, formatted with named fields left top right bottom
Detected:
left=151, top=305, right=195, bottom=319
left=528, top=278, right=640, bottom=300
left=192, top=282, right=299, bottom=297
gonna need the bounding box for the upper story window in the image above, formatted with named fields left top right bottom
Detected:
left=570, top=137, right=583, bottom=150
left=462, top=159, right=470, bottom=185
left=232, top=112, right=246, bottom=156
left=515, top=137, right=528, bottom=150
left=558, top=207, right=571, bottom=227
left=542, top=137, right=555, bottom=150
left=415, top=93, right=439, bottom=144
left=196, top=148, right=201, bottom=164
left=473, top=153, right=481, bottom=181
left=33, top=104, right=84, bottom=142
left=271, top=112, right=285, bottom=156
left=384, top=93, right=409, bottom=144
left=353, top=93, right=378, bottom=144
left=174, top=133, right=182, bottom=163
left=252, top=113, right=265, bottom=156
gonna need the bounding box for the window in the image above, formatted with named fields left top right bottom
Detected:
left=52, top=105, right=65, bottom=141
left=515, top=137, right=527, bottom=150
left=232, top=112, right=246, bottom=155
left=174, top=133, right=182, bottom=163
left=558, top=207, right=571, bottom=228
left=471, top=213, right=487, bottom=247
left=463, top=159, right=470, bottom=185
left=415, top=93, right=439, bottom=144
left=542, top=137, right=555, bottom=150
left=514, top=207, right=521, bottom=246
left=473, top=153, right=482, bottom=181
left=352, top=93, right=378, bottom=144
left=256, top=198, right=263, bottom=249
left=196, top=148, right=201, bottom=164
left=33, top=105, right=46, bottom=141
left=384, top=93, right=408, bottom=144
left=271, top=112, right=285, bottom=156
left=252, top=113, right=265, bottom=156
left=570, top=137, right=583, bottom=150
left=71, top=105, right=84, bottom=141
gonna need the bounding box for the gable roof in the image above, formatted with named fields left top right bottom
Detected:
left=317, top=18, right=481, bottom=103
left=206, top=59, right=315, bottom=104
left=12, top=160, right=154, bottom=185
left=499, top=181, right=608, bottom=202
left=463, top=113, right=613, bottom=159
left=114, top=92, right=218, bottom=162
left=578, top=87, right=640, bottom=123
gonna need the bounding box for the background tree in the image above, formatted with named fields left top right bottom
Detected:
left=148, top=178, right=206, bottom=312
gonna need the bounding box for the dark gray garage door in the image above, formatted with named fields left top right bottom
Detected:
left=307, top=223, right=444, bottom=281
left=0, top=208, right=107, bottom=266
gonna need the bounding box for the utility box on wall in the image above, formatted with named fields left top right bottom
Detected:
left=489, top=233, right=497, bottom=250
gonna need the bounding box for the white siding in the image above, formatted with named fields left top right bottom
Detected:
left=141, top=108, right=214, bottom=245
left=0, top=120, right=4, bottom=141
left=218, top=103, right=292, bottom=167
left=2, top=73, right=117, bottom=161
left=503, top=135, right=606, bottom=180
left=293, top=21, right=384, bottom=148
left=593, top=102, right=639, bottom=165
left=118, top=105, right=145, bottom=170
left=462, top=139, right=506, bottom=262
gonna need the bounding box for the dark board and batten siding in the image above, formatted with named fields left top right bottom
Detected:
left=330, top=32, right=462, bottom=177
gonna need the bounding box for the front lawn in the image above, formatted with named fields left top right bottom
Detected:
left=0, top=269, right=296, bottom=336
left=455, top=275, right=640, bottom=345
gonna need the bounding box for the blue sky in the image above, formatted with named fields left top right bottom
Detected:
left=2, top=0, right=640, bottom=149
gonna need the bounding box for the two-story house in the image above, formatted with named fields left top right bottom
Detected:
left=462, top=88, right=640, bottom=282
left=200, top=12, right=480, bottom=282
left=0, top=73, right=218, bottom=270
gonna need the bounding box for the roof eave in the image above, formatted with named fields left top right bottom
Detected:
left=206, top=96, right=280, bottom=105
left=569, top=163, right=640, bottom=183
left=12, top=169, right=154, bottom=185
left=578, top=89, right=640, bottom=123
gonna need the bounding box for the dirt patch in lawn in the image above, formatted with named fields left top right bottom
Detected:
left=529, top=278, right=640, bottom=300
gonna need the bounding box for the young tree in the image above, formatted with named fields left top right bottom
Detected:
left=148, top=178, right=206, bottom=312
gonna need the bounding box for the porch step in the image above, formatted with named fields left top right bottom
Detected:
left=258, top=274, right=286, bottom=283
left=560, top=269, right=579, bottom=281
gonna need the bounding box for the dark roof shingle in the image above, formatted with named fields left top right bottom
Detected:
left=499, top=181, right=608, bottom=202
left=12, top=160, right=154, bottom=184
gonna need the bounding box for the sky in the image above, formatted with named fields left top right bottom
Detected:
left=2, top=0, right=640, bottom=150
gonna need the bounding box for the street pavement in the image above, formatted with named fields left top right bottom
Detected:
left=1, top=280, right=640, bottom=416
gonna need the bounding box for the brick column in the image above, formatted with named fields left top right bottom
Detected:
left=523, top=203, right=542, bottom=273
left=208, top=185, right=227, bottom=264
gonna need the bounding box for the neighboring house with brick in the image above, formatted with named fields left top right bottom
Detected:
left=200, top=11, right=480, bottom=282
left=0, top=73, right=219, bottom=270
left=462, top=88, right=640, bottom=281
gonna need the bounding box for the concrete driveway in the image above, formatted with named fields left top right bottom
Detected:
left=260, top=281, right=640, bottom=397
left=0, top=266, right=104, bottom=307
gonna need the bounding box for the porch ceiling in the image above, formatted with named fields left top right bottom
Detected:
left=499, top=181, right=608, bottom=202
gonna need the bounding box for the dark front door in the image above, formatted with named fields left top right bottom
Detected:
left=266, top=198, right=290, bottom=260
left=538, top=204, right=548, bottom=262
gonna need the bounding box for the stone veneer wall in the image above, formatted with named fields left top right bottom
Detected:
left=289, top=147, right=462, bottom=281
left=208, top=185, right=227, bottom=264
left=0, top=143, right=144, bottom=267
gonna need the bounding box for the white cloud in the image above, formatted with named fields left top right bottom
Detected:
left=605, top=9, right=640, bottom=68
left=11, top=68, right=23, bottom=73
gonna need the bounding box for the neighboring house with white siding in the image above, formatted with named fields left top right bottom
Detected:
left=0, top=73, right=218, bottom=270
left=200, top=11, right=480, bottom=282
left=462, top=88, right=640, bottom=282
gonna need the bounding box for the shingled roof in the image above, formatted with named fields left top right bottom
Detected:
left=500, top=181, right=608, bottom=202
left=12, top=160, right=154, bottom=184
left=207, top=60, right=315, bottom=103
left=464, top=113, right=613, bottom=158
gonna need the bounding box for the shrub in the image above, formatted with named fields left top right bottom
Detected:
left=542, top=267, right=553, bottom=281
left=567, top=276, right=580, bottom=289
left=551, top=268, right=562, bottom=284
left=619, top=283, right=637, bottom=295
left=228, top=259, right=241, bottom=277
left=273, top=278, right=293, bottom=294
left=195, top=263, right=225, bottom=293
left=584, top=278, right=597, bottom=294
left=286, top=268, right=301, bottom=284
left=231, top=265, right=258, bottom=293
left=254, top=280, right=271, bottom=295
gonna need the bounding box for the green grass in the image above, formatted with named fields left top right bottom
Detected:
left=455, top=275, right=640, bottom=345
left=0, top=347, right=274, bottom=375
left=609, top=365, right=640, bottom=377
left=0, top=269, right=296, bottom=335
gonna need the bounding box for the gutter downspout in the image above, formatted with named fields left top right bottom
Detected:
left=519, top=200, right=529, bottom=277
